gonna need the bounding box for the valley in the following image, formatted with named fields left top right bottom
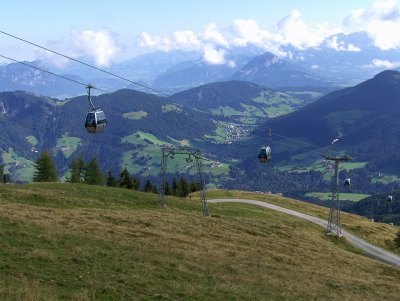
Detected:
left=3, top=2, right=400, bottom=299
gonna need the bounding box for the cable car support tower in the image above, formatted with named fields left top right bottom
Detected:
left=322, top=153, right=352, bottom=236
left=159, top=146, right=209, bottom=216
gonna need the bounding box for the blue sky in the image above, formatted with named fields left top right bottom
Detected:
left=0, top=0, right=397, bottom=65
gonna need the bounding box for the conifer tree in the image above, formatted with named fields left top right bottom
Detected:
left=189, top=180, right=199, bottom=193
left=163, top=181, right=171, bottom=195
left=151, top=185, right=158, bottom=194
left=67, top=157, right=80, bottom=183
left=106, top=170, right=117, bottom=187
left=178, top=177, right=189, bottom=197
left=144, top=178, right=153, bottom=192
left=67, top=155, right=86, bottom=183
left=0, top=164, right=4, bottom=183
left=78, top=155, right=85, bottom=181
left=119, top=168, right=132, bottom=188
left=131, top=176, right=140, bottom=191
left=171, top=178, right=178, bottom=196
left=33, top=151, right=58, bottom=182
left=84, top=156, right=103, bottom=185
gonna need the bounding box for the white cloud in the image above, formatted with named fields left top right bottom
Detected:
left=202, top=23, right=229, bottom=47
left=139, top=32, right=157, bottom=48
left=275, top=10, right=340, bottom=49
left=203, top=44, right=226, bottom=64
left=325, top=36, right=361, bottom=52
left=138, top=13, right=340, bottom=62
left=344, top=0, right=400, bottom=49
left=367, top=19, right=400, bottom=49
left=173, top=30, right=201, bottom=48
left=72, top=29, right=120, bottom=66
left=347, top=44, right=361, bottom=52
left=344, top=0, right=400, bottom=28
left=230, top=19, right=272, bottom=46
left=371, top=58, right=400, bottom=68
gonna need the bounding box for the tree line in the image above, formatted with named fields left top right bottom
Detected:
left=32, top=151, right=201, bottom=197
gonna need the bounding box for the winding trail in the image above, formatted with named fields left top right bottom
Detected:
left=208, top=198, right=400, bottom=268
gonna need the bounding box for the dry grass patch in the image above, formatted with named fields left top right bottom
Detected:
left=0, top=183, right=400, bottom=300
left=205, top=189, right=400, bottom=254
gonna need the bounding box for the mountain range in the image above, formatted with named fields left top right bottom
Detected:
left=2, top=66, right=400, bottom=199
left=3, top=30, right=399, bottom=98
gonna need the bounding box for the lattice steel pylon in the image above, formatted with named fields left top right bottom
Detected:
left=323, top=153, right=352, bottom=236
left=158, top=145, right=209, bottom=216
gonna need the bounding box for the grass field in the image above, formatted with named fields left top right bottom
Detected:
left=25, top=135, right=38, bottom=146
left=1, top=147, right=36, bottom=182
left=122, top=110, right=148, bottom=120
left=121, top=131, right=229, bottom=177
left=56, top=136, right=82, bottom=158
left=305, top=192, right=371, bottom=202
left=0, top=184, right=399, bottom=300
left=371, top=174, right=400, bottom=185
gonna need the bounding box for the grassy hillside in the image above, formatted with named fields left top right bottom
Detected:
left=0, top=183, right=399, bottom=300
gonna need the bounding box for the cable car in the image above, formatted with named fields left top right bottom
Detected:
left=85, top=109, right=107, bottom=133
left=84, top=84, right=107, bottom=134
left=258, top=146, right=272, bottom=163
left=344, top=178, right=351, bottom=187
left=386, top=195, right=393, bottom=203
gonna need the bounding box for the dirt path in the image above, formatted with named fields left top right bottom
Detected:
left=209, top=198, right=400, bottom=267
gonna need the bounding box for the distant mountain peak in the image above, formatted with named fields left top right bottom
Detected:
left=372, top=70, right=400, bottom=81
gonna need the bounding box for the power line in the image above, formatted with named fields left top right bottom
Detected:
left=257, top=127, right=338, bottom=156
left=272, top=140, right=324, bottom=158
left=272, top=131, right=335, bottom=153
left=0, top=54, right=110, bottom=94
left=0, top=30, right=170, bottom=97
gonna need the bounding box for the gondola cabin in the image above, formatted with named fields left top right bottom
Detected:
left=85, top=109, right=107, bottom=133
left=258, top=146, right=272, bottom=163
left=344, top=178, right=351, bottom=187
left=386, top=195, right=393, bottom=203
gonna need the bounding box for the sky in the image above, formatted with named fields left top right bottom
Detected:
left=0, top=0, right=398, bottom=66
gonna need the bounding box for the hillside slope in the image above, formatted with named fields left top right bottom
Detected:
left=247, top=70, right=400, bottom=172
left=0, top=183, right=399, bottom=300
left=232, top=52, right=333, bottom=88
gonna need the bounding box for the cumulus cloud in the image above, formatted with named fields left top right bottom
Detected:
left=71, top=29, right=121, bottom=66
left=173, top=30, right=201, bottom=48
left=371, top=58, right=400, bottom=68
left=31, top=29, right=121, bottom=68
left=367, top=19, right=400, bottom=49
left=138, top=12, right=340, bottom=64
left=230, top=19, right=272, bottom=45
left=344, top=0, right=400, bottom=49
left=344, top=0, right=400, bottom=29
left=275, top=10, right=340, bottom=49
left=203, top=23, right=229, bottom=47
left=203, top=44, right=226, bottom=64
left=325, top=36, right=361, bottom=52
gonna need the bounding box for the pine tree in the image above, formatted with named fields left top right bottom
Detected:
left=151, top=185, right=158, bottom=194
left=67, top=156, right=80, bottom=183
left=394, top=231, right=400, bottom=249
left=131, top=176, right=140, bottom=191
left=84, top=156, right=103, bottom=185
left=172, top=178, right=178, bottom=196
left=189, top=180, right=199, bottom=193
left=106, top=170, right=117, bottom=187
left=144, top=178, right=153, bottom=192
left=179, top=177, right=189, bottom=197
left=0, top=164, right=4, bottom=183
left=78, top=155, right=85, bottom=182
left=33, top=151, right=58, bottom=182
left=119, top=168, right=131, bottom=188
left=163, top=181, right=171, bottom=195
